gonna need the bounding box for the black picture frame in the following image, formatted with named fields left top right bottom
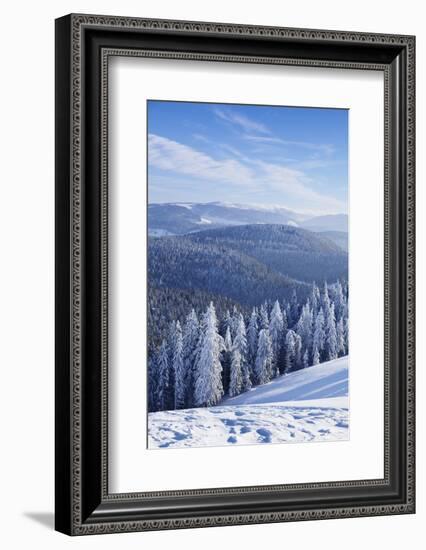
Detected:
left=55, top=13, right=415, bottom=535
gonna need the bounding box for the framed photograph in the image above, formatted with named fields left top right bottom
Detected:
left=55, top=14, right=415, bottom=535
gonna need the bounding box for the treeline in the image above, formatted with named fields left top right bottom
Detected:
left=148, top=281, right=348, bottom=413
left=148, top=286, right=249, bottom=352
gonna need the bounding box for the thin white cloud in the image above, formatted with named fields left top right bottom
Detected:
left=192, top=133, right=210, bottom=143
left=296, top=158, right=344, bottom=170
left=219, top=144, right=254, bottom=163
left=148, top=133, right=345, bottom=215
left=244, top=134, right=335, bottom=156
left=148, top=134, right=253, bottom=186
left=214, top=109, right=271, bottom=135
left=253, top=160, right=345, bottom=214
left=244, top=135, right=283, bottom=144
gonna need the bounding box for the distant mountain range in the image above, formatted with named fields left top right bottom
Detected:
left=148, top=202, right=348, bottom=238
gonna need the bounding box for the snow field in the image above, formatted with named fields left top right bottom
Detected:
left=148, top=356, right=349, bottom=449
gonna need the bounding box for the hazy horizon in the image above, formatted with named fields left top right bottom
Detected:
left=147, top=199, right=348, bottom=218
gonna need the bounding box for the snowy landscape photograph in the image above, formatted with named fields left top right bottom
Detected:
left=146, top=100, right=349, bottom=450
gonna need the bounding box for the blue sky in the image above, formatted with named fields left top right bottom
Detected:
left=147, top=101, right=348, bottom=215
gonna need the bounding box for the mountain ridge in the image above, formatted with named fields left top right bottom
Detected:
left=148, top=228, right=308, bottom=309
left=184, top=224, right=348, bottom=283
left=148, top=224, right=347, bottom=317
left=148, top=201, right=348, bottom=235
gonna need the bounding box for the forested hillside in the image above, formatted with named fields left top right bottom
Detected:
left=148, top=231, right=306, bottom=307
left=186, top=224, right=347, bottom=282
left=317, top=230, right=348, bottom=252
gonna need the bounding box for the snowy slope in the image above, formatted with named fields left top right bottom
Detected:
left=222, top=356, right=348, bottom=406
left=148, top=356, right=349, bottom=450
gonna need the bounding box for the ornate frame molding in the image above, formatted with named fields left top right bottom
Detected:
left=55, top=14, right=415, bottom=535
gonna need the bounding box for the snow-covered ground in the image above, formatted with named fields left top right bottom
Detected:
left=222, top=356, right=348, bottom=406
left=148, top=356, right=349, bottom=450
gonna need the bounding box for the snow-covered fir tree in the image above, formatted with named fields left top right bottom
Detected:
left=344, top=316, right=349, bottom=355
left=289, top=289, right=299, bottom=327
left=333, top=280, right=345, bottom=320
left=230, top=305, right=240, bottom=338
left=254, top=328, right=273, bottom=385
left=322, top=282, right=331, bottom=318
left=296, top=302, right=313, bottom=362
left=156, top=340, right=170, bottom=411
left=313, top=307, right=326, bottom=360
left=147, top=355, right=158, bottom=412
left=247, top=307, right=259, bottom=367
left=221, top=326, right=233, bottom=394
left=221, top=309, right=232, bottom=336
left=312, top=345, right=320, bottom=365
left=229, top=348, right=243, bottom=397
left=310, top=282, right=321, bottom=315
left=269, top=300, right=285, bottom=376
left=324, top=302, right=338, bottom=361
left=182, top=309, right=200, bottom=408
left=224, top=326, right=232, bottom=351
left=282, top=306, right=288, bottom=333
left=285, top=302, right=291, bottom=328
left=336, top=317, right=345, bottom=357
left=294, top=332, right=302, bottom=371
left=194, top=303, right=225, bottom=407
left=259, top=302, right=269, bottom=330
left=166, top=321, right=177, bottom=407
left=172, top=321, right=185, bottom=409
left=303, top=348, right=309, bottom=369
left=233, top=313, right=251, bottom=392
left=285, top=329, right=297, bottom=372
